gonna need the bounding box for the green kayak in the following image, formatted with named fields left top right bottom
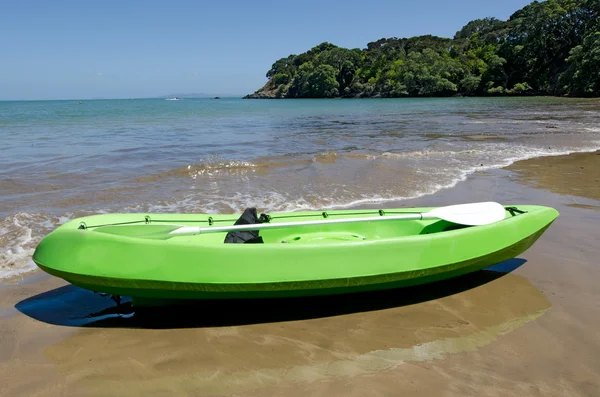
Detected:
left=32, top=204, right=558, bottom=304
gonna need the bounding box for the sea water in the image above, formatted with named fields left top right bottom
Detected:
left=1, top=96, right=599, bottom=278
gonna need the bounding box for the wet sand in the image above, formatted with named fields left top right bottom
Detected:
left=506, top=150, right=600, bottom=205
left=2, top=152, right=600, bottom=396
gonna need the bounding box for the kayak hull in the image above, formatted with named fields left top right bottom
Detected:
left=32, top=205, right=558, bottom=302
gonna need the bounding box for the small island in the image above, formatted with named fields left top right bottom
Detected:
left=245, top=0, right=599, bottom=99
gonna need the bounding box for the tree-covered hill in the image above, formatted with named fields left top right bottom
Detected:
left=245, top=0, right=600, bottom=98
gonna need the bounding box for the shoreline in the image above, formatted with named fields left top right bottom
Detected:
left=3, top=148, right=599, bottom=283
left=3, top=146, right=598, bottom=283
left=243, top=92, right=600, bottom=99
left=2, top=150, right=600, bottom=396
left=505, top=150, right=600, bottom=203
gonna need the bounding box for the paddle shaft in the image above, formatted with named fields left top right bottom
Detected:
left=168, top=213, right=436, bottom=236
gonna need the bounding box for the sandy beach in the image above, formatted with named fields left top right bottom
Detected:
left=2, top=151, right=600, bottom=397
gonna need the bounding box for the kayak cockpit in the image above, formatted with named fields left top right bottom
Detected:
left=90, top=218, right=472, bottom=244
left=79, top=205, right=529, bottom=245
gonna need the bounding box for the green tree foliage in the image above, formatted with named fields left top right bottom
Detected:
left=314, top=47, right=362, bottom=93
left=385, top=49, right=461, bottom=96
left=288, top=63, right=340, bottom=98
left=561, top=32, right=600, bottom=95
left=454, top=17, right=505, bottom=41
left=250, top=0, right=600, bottom=98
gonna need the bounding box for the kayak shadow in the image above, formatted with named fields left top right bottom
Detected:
left=15, top=258, right=527, bottom=329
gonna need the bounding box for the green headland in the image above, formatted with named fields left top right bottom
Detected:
left=246, top=0, right=600, bottom=99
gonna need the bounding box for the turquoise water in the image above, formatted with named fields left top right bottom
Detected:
left=1, top=97, right=600, bottom=277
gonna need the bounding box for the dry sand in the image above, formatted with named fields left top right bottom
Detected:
left=1, top=152, right=600, bottom=397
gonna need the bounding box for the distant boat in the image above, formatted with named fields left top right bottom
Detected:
left=166, top=97, right=180, bottom=101
left=213, top=96, right=221, bottom=99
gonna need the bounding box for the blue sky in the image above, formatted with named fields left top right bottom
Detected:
left=0, top=0, right=533, bottom=100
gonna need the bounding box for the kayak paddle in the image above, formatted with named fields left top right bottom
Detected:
left=168, top=201, right=506, bottom=236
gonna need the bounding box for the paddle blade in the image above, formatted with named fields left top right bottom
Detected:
left=426, top=202, right=506, bottom=226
